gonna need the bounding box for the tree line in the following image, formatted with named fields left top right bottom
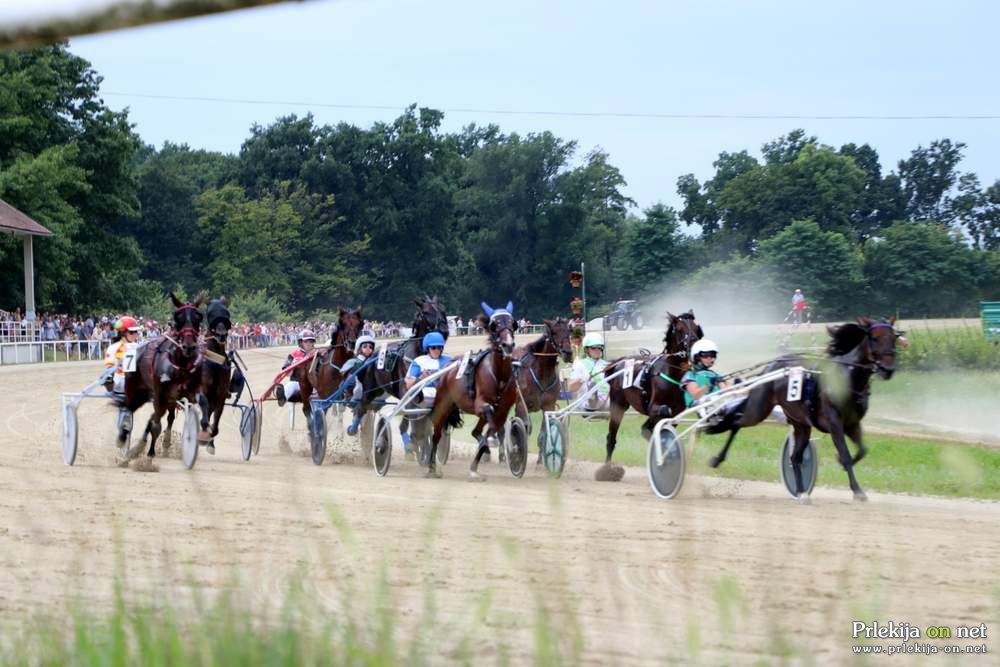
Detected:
left=1, top=45, right=997, bottom=323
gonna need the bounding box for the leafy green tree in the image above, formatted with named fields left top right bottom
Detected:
left=617, top=204, right=684, bottom=294
left=758, top=219, right=864, bottom=318
left=897, top=139, right=966, bottom=223
left=195, top=183, right=301, bottom=302
left=863, top=221, right=977, bottom=316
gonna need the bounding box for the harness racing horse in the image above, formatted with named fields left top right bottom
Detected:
left=705, top=316, right=902, bottom=501
left=510, top=318, right=574, bottom=464
left=116, top=293, right=207, bottom=459
left=427, top=302, right=518, bottom=480
left=353, top=295, right=449, bottom=447
left=300, top=306, right=364, bottom=433
left=599, top=311, right=702, bottom=481
left=196, top=298, right=244, bottom=455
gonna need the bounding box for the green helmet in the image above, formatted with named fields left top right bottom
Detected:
left=581, top=332, right=605, bottom=349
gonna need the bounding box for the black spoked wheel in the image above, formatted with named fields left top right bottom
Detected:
left=310, top=409, right=327, bottom=466
left=780, top=431, right=818, bottom=498
left=372, top=414, right=392, bottom=477
left=647, top=421, right=684, bottom=499
left=181, top=404, right=199, bottom=470
left=541, top=415, right=568, bottom=478
left=506, top=417, right=528, bottom=478
left=62, top=404, right=78, bottom=466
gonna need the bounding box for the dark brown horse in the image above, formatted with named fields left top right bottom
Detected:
left=600, top=311, right=702, bottom=480
left=510, top=318, right=574, bottom=463
left=705, top=316, right=902, bottom=501
left=427, top=302, right=518, bottom=480
left=196, top=297, right=238, bottom=455
left=353, top=295, right=449, bottom=450
left=116, top=293, right=206, bottom=458
left=300, top=306, right=364, bottom=429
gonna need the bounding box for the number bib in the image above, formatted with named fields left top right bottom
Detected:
left=122, top=343, right=138, bottom=373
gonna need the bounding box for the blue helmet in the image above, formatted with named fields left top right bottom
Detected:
left=422, top=331, right=446, bottom=352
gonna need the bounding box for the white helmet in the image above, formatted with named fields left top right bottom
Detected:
left=354, top=334, right=376, bottom=354
left=690, top=338, right=718, bottom=360
left=581, top=332, right=605, bottom=349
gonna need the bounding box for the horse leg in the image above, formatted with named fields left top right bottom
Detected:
left=845, top=422, right=867, bottom=465
left=470, top=415, right=488, bottom=463
left=162, top=406, right=176, bottom=451
left=826, top=414, right=866, bottom=501
left=469, top=401, right=492, bottom=480
left=788, top=423, right=812, bottom=501
left=425, top=397, right=454, bottom=479
left=708, top=427, right=741, bottom=469
left=605, top=400, right=627, bottom=464
left=146, top=407, right=165, bottom=458
left=196, top=393, right=215, bottom=454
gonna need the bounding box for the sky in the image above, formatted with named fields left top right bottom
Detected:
left=66, top=0, right=1000, bottom=213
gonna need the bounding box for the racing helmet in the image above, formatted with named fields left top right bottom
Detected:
left=354, top=334, right=376, bottom=354
left=581, top=332, right=605, bottom=349
left=116, top=316, right=142, bottom=333
left=690, top=338, right=719, bottom=360
left=422, top=331, right=446, bottom=352
left=298, top=329, right=317, bottom=342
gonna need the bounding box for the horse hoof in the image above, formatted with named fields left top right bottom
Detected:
left=425, top=469, right=443, bottom=479
left=708, top=456, right=723, bottom=469
left=854, top=491, right=868, bottom=502
left=206, top=443, right=215, bottom=456
left=468, top=471, right=486, bottom=482
left=796, top=495, right=812, bottom=505
left=198, top=430, right=212, bottom=443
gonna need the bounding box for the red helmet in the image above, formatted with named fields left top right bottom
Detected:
left=116, top=316, right=142, bottom=333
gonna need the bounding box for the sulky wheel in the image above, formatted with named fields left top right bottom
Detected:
left=505, top=417, right=528, bottom=478
left=372, top=414, right=392, bottom=477
left=541, top=415, right=568, bottom=478
left=251, top=403, right=263, bottom=456
left=310, top=409, right=327, bottom=466
left=647, top=421, right=685, bottom=499
left=62, top=404, right=79, bottom=466
left=436, top=429, right=451, bottom=467
left=239, top=405, right=255, bottom=461
left=780, top=430, right=818, bottom=498
left=181, top=403, right=200, bottom=469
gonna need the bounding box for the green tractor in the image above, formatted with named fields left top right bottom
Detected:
left=603, top=300, right=644, bottom=331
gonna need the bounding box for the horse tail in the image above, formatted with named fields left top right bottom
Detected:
left=446, top=406, right=463, bottom=429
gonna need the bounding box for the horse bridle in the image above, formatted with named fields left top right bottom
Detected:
left=664, top=318, right=697, bottom=359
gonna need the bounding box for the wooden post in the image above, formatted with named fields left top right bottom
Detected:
left=22, top=234, right=35, bottom=321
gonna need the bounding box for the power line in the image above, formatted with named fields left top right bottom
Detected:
left=101, top=91, right=1000, bottom=121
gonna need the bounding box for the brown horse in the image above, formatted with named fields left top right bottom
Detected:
left=196, top=297, right=239, bottom=455
left=599, top=311, right=702, bottom=480
left=705, top=316, right=902, bottom=501
left=116, top=292, right=207, bottom=458
left=509, top=318, right=574, bottom=463
left=300, top=306, right=364, bottom=431
left=427, top=302, right=518, bottom=480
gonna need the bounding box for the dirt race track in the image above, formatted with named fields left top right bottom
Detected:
left=1, top=345, right=998, bottom=664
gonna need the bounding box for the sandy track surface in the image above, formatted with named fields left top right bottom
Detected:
left=1, top=347, right=998, bottom=663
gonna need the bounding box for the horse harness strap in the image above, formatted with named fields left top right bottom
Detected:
left=529, top=367, right=559, bottom=394
left=658, top=372, right=684, bottom=387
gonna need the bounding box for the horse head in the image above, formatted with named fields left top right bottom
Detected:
left=545, top=317, right=574, bottom=363
left=170, top=291, right=206, bottom=357
left=335, top=306, right=364, bottom=352
left=664, top=309, right=702, bottom=359
left=206, top=297, right=232, bottom=342
left=413, top=294, right=449, bottom=340
left=481, top=300, right=516, bottom=357
left=856, top=316, right=902, bottom=380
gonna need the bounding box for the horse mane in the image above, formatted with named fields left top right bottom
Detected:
left=525, top=334, right=549, bottom=354
left=826, top=322, right=867, bottom=356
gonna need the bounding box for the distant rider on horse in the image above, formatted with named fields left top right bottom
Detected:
left=567, top=332, right=610, bottom=410
left=103, top=316, right=142, bottom=393
left=343, top=334, right=377, bottom=435
left=275, top=329, right=316, bottom=407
